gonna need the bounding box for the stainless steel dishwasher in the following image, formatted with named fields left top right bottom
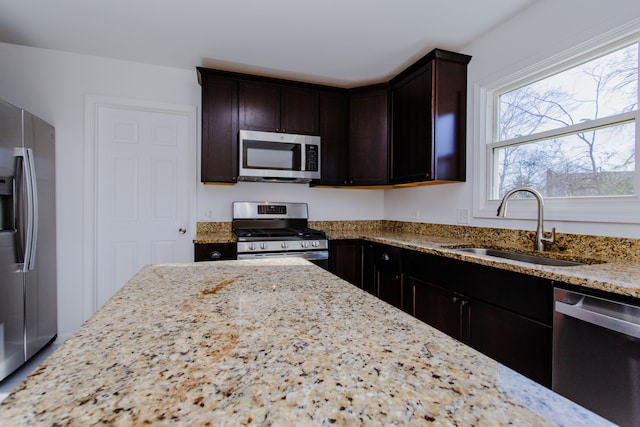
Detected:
left=553, top=288, right=640, bottom=427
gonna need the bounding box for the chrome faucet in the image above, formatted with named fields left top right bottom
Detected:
left=497, top=187, right=555, bottom=251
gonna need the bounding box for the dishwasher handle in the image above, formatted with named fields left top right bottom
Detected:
left=555, top=298, right=640, bottom=339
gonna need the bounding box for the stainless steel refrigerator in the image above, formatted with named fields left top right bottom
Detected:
left=0, top=99, right=56, bottom=382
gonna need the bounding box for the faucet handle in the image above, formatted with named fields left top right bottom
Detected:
left=541, top=227, right=556, bottom=244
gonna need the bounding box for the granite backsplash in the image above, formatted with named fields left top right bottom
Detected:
left=196, top=220, right=640, bottom=263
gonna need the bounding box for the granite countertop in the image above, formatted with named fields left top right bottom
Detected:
left=195, top=227, right=640, bottom=300
left=0, top=259, right=613, bottom=426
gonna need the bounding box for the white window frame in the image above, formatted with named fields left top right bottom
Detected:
left=473, top=25, right=640, bottom=224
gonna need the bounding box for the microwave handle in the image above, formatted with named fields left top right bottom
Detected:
left=258, top=177, right=312, bottom=183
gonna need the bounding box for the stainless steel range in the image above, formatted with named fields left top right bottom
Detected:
left=233, top=202, right=329, bottom=269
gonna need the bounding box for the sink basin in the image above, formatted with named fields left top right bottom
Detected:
left=452, top=247, right=588, bottom=267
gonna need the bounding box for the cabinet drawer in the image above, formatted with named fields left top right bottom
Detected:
left=468, top=299, right=551, bottom=387
left=194, top=243, right=237, bottom=262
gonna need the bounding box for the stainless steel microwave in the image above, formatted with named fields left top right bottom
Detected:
left=238, top=130, right=321, bottom=183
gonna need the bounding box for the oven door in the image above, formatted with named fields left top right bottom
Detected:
left=237, top=250, right=329, bottom=270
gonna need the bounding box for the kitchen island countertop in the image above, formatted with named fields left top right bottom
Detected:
left=0, top=259, right=613, bottom=426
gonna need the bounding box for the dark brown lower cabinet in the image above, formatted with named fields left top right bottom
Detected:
left=329, top=239, right=362, bottom=286
left=468, top=298, right=552, bottom=387
left=409, top=277, right=462, bottom=338
left=330, top=241, right=553, bottom=387
left=362, top=242, right=403, bottom=310
left=405, top=250, right=553, bottom=388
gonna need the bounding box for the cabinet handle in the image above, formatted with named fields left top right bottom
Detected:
left=209, top=251, right=222, bottom=259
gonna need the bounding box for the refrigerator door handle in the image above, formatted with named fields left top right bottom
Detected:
left=26, top=147, right=38, bottom=271
left=14, top=147, right=37, bottom=272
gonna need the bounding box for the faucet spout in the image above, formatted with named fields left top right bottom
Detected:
left=496, top=187, right=555, bottom=251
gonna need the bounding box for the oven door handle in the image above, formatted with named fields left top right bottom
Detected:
left=237, top=251, right=328, bottom=261
left=555, top=299, right=640, bottom=339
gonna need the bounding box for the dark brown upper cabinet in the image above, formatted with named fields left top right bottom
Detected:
left=390, top=49, right=471, bottom=185
left=197, top=48, right=469, bottom=186
left=315, top=85, right=390, bottom=187
left=348, top=84, right=390, bottom=186
left=239, top=81, right=320, bottom=135
left=316, top=89, right=349, bottom=186
left=197, top=68, right=239, bottom=183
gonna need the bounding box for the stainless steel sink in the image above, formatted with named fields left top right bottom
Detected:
left=452, top=247, right=588, bottom=267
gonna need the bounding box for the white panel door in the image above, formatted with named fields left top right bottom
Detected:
left=95, top=106, right=191, bottom=307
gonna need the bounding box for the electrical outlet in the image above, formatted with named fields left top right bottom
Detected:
left=456, top=208, right=470, bottom=224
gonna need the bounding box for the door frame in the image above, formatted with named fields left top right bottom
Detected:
left=83, top=95, right=197, bottom=317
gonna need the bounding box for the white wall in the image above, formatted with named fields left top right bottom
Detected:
left=198, top=183, right=382, bottom=221
left=0, top=42, right=383, bottom=338
left=384, top=0, right=640, bottom=239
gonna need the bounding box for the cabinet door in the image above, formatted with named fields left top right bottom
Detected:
left=361, top=242, right=376, bottom=295
left=467, top=299, right=552, bottom=387
left=200, top=75, right=238, bottom=183
left=239, top=81, right=280, bottom=132
left=329, top=239, right=361, bottom=286
left=409, top=276, right=462, bottom=339
left=317, top=90, right=349, bottom=185
left=377, top=270, right=403, bottom=310
left=349, top=86, right=389, bottom=185
left=391, top=64, right=433, bottom=183
left=373, top=244, right=403, bottom=310
left=389, top=50, right=470, bottom=185
left=432, top=59, right=468, bottom=181
left=280, top=86, right=319, bottom=135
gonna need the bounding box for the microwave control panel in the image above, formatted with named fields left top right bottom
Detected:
left=305, top=145, right=319, bottom=172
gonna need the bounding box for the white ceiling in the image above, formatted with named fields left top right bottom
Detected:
left=0, top=0, right=537, bottom=87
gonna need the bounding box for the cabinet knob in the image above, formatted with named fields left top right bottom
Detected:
left=178, top=227, right=187, bottom=234
left=209, top=251, right=222, bottom=259
left=381, top=253, right=390, bottom=261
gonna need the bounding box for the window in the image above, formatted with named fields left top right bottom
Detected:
left=488, top=42, right=639, bottom=201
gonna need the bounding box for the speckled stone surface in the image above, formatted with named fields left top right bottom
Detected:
left=0, top=260, right=613, bottom=426
left=196, top=220, right=640, bottom=300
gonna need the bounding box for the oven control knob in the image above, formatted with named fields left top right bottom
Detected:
left=312, top=240, right=320, bottom=247
left=260, top=243, right=268, bottom=250
left=301, top=241, right=309, bottom=248
left=281, top=242, right=289, bottom=249
left=249, top=243, right=257, bottom=251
